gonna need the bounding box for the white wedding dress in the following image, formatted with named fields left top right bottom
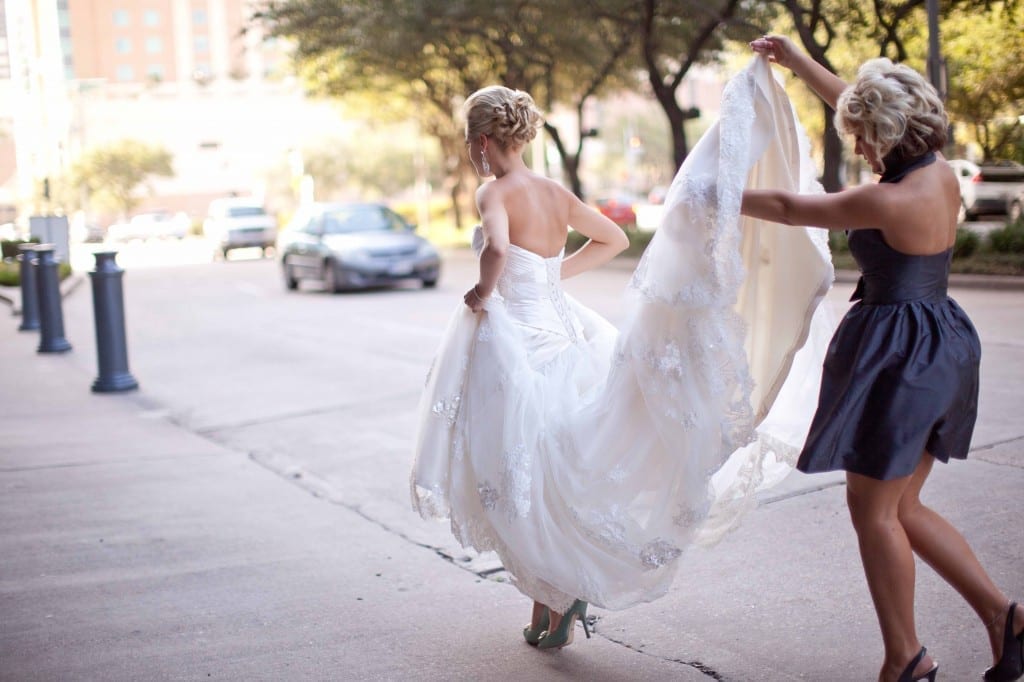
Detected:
left=411, top=58, right=835, bottom=612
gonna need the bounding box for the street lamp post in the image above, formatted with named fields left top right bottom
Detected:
left=925, top=0, right=952, bottom=151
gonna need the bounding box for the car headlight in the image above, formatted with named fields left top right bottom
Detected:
left=416, top=242, right=438, bottom=258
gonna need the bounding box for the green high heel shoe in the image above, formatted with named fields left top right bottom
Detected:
left=523, top=607, right=550, bottom=646
left=537, top=600, right=591, bottom=650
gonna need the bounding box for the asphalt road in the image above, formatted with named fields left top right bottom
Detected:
left=59, top=239, right=1024, bottom=551
left=42, top=237, right=1024, bottom=680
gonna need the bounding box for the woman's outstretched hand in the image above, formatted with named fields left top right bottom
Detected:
left=750, top=35, right=800, bottom=70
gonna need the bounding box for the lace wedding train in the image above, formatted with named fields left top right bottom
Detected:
left=411, top=57, right=835, bottom=612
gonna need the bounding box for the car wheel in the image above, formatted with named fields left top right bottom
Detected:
left=323, top=259, right=343, bottom=293
left=283, top=264, right=298, bottom=291
left=1010, top=200, right=1023, bottom=223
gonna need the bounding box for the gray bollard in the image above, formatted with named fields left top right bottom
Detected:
left=17, top=244, right=40, bottom=331
left=34, top=244, right=72, bottom=353
left=89, top=251, right=138, bottom=393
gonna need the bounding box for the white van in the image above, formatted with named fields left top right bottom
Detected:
left=203, top=198, right=278, bottom=258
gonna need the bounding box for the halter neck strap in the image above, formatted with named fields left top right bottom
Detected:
left=880, top=151, right=936, bottom=183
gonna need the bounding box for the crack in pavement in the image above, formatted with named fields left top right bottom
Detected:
left=758, top=433, right=1024, bottom=506
left=971, top=433, right=1024, bottom=451
left=241, top=451, right=721, bottom=678
left=244, top=450, right=492, bottom=577
left=597, top=632, right=724, bottom=680
left=181, top=390, right=419, bottom=434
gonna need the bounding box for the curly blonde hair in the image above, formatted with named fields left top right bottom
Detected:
left=464, top=86, right=543, bottom=150
left=835, top=58, right=947, bottom=164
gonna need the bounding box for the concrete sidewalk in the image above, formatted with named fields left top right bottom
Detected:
left=2, top=274, right=1023, bottom=681
left=0, top=321, right=704, bottom=680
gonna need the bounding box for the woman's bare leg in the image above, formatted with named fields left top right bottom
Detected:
left=897, top=453, right=1023, bottom=663
left=846, top=470, right=935, bottom=681
left=547, top=607, right=562, bottom=632
left=530, top=601, right=548, bottom=630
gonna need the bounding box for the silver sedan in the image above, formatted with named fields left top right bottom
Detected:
left=278, top=202, right=441, bottom=292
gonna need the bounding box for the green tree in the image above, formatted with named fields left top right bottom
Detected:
left=941, top=2, right=1024, bottom=161
left=255, top=0, right=639, bottom=226
left=70, top=140, right=173, bottom=217
left=302, top=124, right=445, bottom=200
left=769, top=0, right=1005, bottom=191
left=627, top=0, right=768, bottom=171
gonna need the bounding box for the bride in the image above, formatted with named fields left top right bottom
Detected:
left=412, top=61, right=833, bottom=649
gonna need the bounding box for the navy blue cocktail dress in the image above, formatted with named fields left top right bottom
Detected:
left=796, top=153, right=982, bottom=480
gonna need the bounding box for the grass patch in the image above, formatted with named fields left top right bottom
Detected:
left=831, top=248, right=1024, bottom=276
left=827, top=224, right=1024, bottom=276
left=0, top=261, right=73, bottom=287
left=566, top=228, right=653, bottom=257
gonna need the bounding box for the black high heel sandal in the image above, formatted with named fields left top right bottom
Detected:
left=985, top=602, right=1024, bottom=682
left=898, top=647, right=938, bottom=682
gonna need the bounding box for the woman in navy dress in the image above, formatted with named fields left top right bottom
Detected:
left=743, top=36, right=1023, bottom=682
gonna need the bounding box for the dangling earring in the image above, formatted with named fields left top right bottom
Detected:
left=480, top=150, right=492, bottom=176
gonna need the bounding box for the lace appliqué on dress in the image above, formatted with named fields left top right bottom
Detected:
left=431, top=395, right=461, bottom=427
left=501, top=443, right=531, bottom=519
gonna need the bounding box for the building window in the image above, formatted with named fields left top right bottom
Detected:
left=116, top=64, right=134, bottom=81
left=115, top=37, right=131, bottom=54
left=113, top=9, right=129, bottom=26
left=143, top=10, right=159, bottom=26
left=192, top=9, right=207, bottom=25
left=194, top=35, right=209, bottom=53
left=145, top=37, right=162, bottom=54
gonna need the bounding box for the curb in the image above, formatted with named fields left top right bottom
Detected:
left=831, top=268, right=1024, bottom=290
left=0, top=273, right=87, bottom=316
left=601, top=255, right=1024, bottom=291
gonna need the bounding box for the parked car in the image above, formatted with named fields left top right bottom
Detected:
left=1009, top=186, right=1024, bottom=223
left=107, top=210, right=190, bottom=241
left=592, top=191, right=641, bottom=227
left=70, top=213, right=104, bottom=243
left=203, top=198, right=278, bottom=258
left=277, top=202, right=441, bottom=292
left=948, top=159, right=1024, bottom=220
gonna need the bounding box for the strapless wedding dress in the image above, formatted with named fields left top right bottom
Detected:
left=411, top=57, right=835, bottom=612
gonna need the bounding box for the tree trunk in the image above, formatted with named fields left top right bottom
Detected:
left=669, top=104, right=690, bottom=171
left=543, top=123, right=586, bottom=199
left=563, top=155, right=583, bottom=199
left=821, top=103, right=843, bottom=192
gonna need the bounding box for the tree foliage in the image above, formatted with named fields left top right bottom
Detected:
left=70, top=140, right=174, bottom=217
left=255, top=0, right=642, bottom=225
left=941, top=2, right=1024, bottom=161
left=626, top=0, right=770, bottom=170
left=769, top=0, right=1013, bottom=190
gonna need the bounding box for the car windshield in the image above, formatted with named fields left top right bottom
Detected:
left=226, top=206, right=266, bottom=218
left=321, top=206, right=398, bottom=234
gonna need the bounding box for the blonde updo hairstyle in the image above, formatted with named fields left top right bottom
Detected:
left=464, top=86, right=543, bottom=150
left=835, top=58, right=947, bottom=165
